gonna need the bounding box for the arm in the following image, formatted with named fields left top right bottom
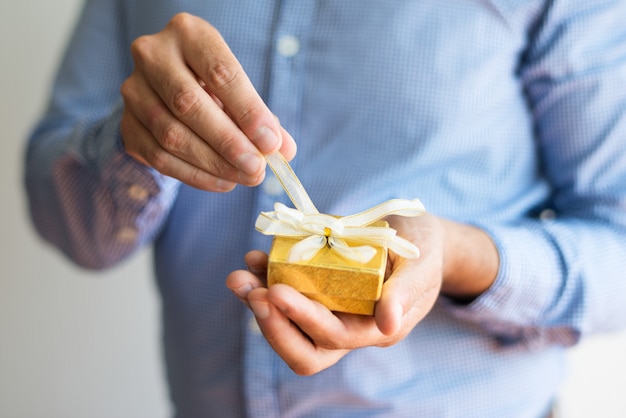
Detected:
left=24, top=0, right=178, bottom=269
left=442, top=0, right=626, bottom=346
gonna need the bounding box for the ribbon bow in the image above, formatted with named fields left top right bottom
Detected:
left=255, top=153, right=426, bottom=263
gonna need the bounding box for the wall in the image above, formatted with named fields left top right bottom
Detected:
left=1, top=1, right=624, bottom=417
left=0, top=1, right=170, bottom=417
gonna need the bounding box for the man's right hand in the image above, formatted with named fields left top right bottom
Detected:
left=120, top=12, right=296, bottom=191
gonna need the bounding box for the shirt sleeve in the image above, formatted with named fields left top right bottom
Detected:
left=442, top=0, right=626, bottom=348
left=24, top=0, right=180, bottom=269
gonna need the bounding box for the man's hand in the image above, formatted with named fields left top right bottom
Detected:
left=120, top=13, right=296, bottom=191
left=226, top=214, right=446, bottom=375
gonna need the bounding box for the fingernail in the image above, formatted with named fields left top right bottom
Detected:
left=233, top=283, right=253, bottom=299
left=237, top=153, right=263, bottom=176
left=215, top=178, right=237, bottom=192
left=249, top=299, right=270, bottom=320
left=253, top=126, right=279, bottom=152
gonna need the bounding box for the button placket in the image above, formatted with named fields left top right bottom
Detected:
left=244, top=6, right=316, bottom=415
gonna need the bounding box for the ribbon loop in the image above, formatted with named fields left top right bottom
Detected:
left=256, top=153, right=426, bottom=263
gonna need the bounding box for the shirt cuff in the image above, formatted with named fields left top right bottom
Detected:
left=84, top=100, right=181, bottom=250
left=440, top=220, right=577, bottom=346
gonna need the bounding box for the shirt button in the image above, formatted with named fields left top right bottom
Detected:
left=262, top=175, right=284, bottom=197
left=539, top=209, right=557, bottom=220
left=128, top=184, right=149, bottom=202
left=116, top=227, right=137, bottom=244
left=277, top=35, right=300, bottom=57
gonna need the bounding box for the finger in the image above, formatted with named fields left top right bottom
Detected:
left=121, top=72, right=261, bottom=186
left=120, top=106, right=237, bottom=192
left=244, top=250, right=269, bottom=283
left=119, top=107, right=150, bottom=167
left=225, top=269, right=264, bottom=308
left=174, top=14, right=284, bottom=155
left=278, top=126, right=297, bottom=162
left=131, top=22, right=268, bottom=185
left=266, top=284, right=384, bottom=350
left=375, top=216, right=442, bottom=337
left=374, top=258, right=411, bottom=336
left=270, top=114, right=297, bottom=161
left=248, top=287, right=349, bottom=376
left=376, top=259, right=440, bottom=339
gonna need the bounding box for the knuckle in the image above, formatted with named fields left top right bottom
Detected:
left=168, top=12, right=195, bottom=33
left=159, top=125, right=186, bottom=152
left=234, top=101, right=264, bottom=128
left=171, top=88, right=203, bottom=119
left=130, top=35, right=153, bottom=63
left=205, top=60, right=241, bottom=93
left=168, top=13, right=220, bottom=44
left=183, top=166, right=201, bottom=185
left=169, top=13, right=221, bottom=47
left=211, top=127, right=238, bottom=155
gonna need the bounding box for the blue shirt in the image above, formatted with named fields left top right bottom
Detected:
left=25, top=1, right=626, bottom=417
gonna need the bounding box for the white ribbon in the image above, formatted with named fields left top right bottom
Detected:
left=256, top=153, right=426, bottom=263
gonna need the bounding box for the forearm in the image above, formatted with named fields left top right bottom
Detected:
left=438, top=1, right=626, bottom=346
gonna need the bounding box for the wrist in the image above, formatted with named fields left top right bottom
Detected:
left=439, top=218, right=499, bottom=302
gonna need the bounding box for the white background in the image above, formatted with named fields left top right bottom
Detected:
left=1, top=1, right=625, bottom=417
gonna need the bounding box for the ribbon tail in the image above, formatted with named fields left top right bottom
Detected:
left=265, top=153, right=318, bottom=215
left=386, top=236, right=421, bottom=259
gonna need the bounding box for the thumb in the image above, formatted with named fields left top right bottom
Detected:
left=374, top=295, right=404, bottom=336
left=374, top=258, right=412, bottom=336
left=374, top=255, right=441, bottom=338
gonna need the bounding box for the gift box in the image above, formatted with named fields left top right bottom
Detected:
left=256, top=153, right=424, bottom=316
left=267, top=220, right=388, bottom=315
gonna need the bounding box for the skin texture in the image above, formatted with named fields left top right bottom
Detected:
left=226, top=214, right=499, bottom=376
left=120, top=13, right=500, bottom=376
left=120, top=13, right=297, bottom=192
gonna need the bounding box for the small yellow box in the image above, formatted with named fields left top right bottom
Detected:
left=267, top=221, right=388, bottom=315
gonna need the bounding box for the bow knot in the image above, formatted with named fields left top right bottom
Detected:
left=256, top=153, right=425, bottom=264
left=255, top=200, right=425, bottom=263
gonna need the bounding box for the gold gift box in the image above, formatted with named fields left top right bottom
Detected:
left=267, top=220, right=388, bottom=315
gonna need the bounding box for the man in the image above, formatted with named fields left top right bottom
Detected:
left=25, top=1, right=626, bottom=417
